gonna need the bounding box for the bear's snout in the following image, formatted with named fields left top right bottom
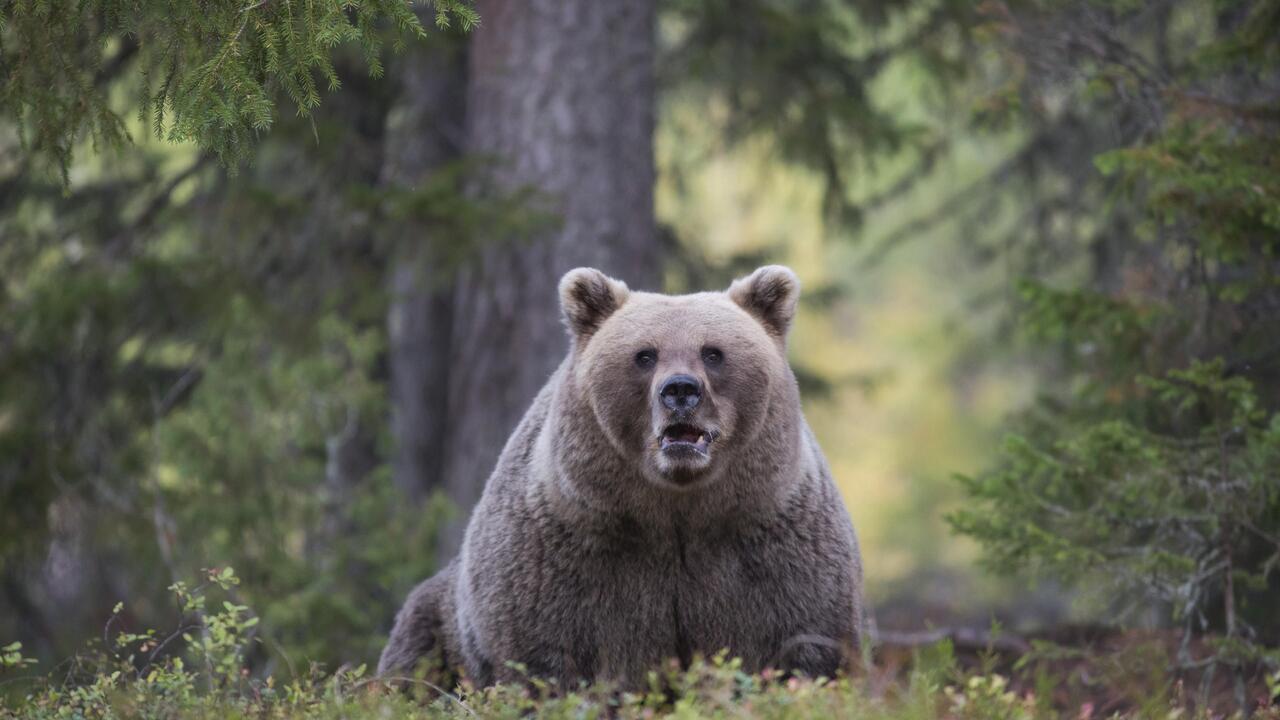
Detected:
left=654, top=373, right=717, bottom=472
left=658, top=374, right=702, bottom=412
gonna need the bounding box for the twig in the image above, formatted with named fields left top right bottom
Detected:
left=352, top=676, right=476, bottom=716
left=138, top=624, right=203, bottom=679
left=873, top=626, right=1032, bottom=654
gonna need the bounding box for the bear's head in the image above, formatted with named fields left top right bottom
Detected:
left=559, top=265, right=801, bottom=489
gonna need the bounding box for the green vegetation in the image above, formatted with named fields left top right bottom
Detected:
left=1, top=0, right=477, bottom=178
left=948, top=0, right=1280, bottom=703
left=3, top=568, right=1279, bottom=718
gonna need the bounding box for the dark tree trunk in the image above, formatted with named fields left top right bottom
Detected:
left=318, top=418, right=379, bottom=562
left=382, top=36, right=469, bottom=504
left=438, top=0, right=659, bottom=557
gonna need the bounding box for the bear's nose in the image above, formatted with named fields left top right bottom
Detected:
left=659, top=374, right=702, bottom=411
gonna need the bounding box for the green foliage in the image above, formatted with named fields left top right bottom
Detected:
left=1014, top=280, right=1157, bottom=388
left=660, top=0, right=977, bottom=232
left=951, top=362, right=1280, bottom=645
left=0, top=168, right=456, bottom=667
left=0, top=240, right=230, bottom=565
left=0, top=0, right=478, bottom=179
left=147, top=299, right=450, bottom=664
left=943, top=674, right=1034, bottom=720
left=6, top=574, right=1278, bottom=717
left=0, top=20, right=547, bottom=663
left=950, top=0, right=1280, bottom=695
left=0, top=644, right=36, bottom=673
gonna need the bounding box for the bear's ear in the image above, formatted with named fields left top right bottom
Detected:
left=728, top=265, right=801, bottom=338
left=559, top=267, right=630, bottom=339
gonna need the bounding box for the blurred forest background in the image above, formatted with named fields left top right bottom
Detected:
left=1, top=0, right=1278, bottom=707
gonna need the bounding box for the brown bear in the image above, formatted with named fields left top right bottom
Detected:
left=378, top=265, right=864, bottom=688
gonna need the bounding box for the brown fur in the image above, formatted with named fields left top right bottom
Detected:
left=379, top=266, right=864, bottom=687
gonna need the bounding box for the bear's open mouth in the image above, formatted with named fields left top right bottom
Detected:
left=659, top=423, right=714, bottom=457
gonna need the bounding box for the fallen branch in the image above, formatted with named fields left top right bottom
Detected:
left=873, top=627, right=1031, bottom=654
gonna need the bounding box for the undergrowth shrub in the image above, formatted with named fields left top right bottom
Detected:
left=3, top=567, right=1279, bottom=718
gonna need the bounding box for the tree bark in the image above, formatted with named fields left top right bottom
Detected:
left=438, top=0, right=659, bottom=557
left=382, top=36, right=469, bottom=504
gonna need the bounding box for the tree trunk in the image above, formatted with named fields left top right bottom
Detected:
left=438, top=0, right=659, bottom=557
left=382, top=36, right=469, bottom=504
left=318, top=417, right=379, bottom=565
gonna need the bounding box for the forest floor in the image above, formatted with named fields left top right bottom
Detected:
left=4, top=626, right=1277, bottom=719
left=874, top=624, right=1276, bottom=717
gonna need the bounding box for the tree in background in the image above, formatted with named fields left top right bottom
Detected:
left=437, top=0, right=660, bottom=555
left=948, top=0, right=1280, bottom=704
left=0, top=40, right=460, bottom=665
left=0, top=1, right=479, bottom=667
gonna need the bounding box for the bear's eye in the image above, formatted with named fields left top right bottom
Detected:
left=635, top=349, right=658, bottom=369
left=701, top=347, right=724, bottom=367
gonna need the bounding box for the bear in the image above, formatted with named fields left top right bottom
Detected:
left=378, top=265, right=864, bottom=688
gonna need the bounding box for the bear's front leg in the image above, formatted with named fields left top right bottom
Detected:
left=378, top=560, right=464, bottom=689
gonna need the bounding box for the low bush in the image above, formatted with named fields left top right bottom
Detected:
left=3, top=568, right=1278, bottom=719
